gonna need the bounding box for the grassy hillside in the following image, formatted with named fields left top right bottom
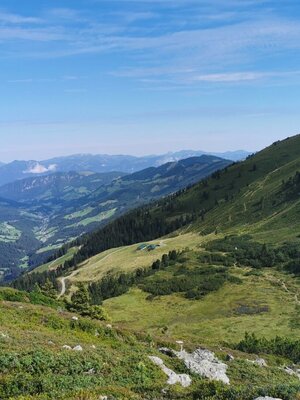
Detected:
left=1, top=287, right=300, bottom=399
left=17, top=134, right=300, bottom=350
left=5, top=135, right=300, bottom=399
left=45, top=134, right=298, bottom=280
left=104, top=259, right=300, bottom=344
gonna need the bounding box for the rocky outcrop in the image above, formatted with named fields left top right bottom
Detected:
left=175, top=348, right=230, bottom=385
left=148, top=356, right=192, bottom=387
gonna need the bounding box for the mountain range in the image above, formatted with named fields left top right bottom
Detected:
left=0, top=154, right=231, bottom=281
left=0, top=150, right=250, bottom=186
left=4, top=134, right=300, bottom=400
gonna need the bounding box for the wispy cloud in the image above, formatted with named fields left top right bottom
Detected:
left=1, top=1, right=300, bottom=90
left=0, top=11, right=42, bottom=24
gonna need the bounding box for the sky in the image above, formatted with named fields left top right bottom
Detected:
left=0, top=0, right=300, bottom=161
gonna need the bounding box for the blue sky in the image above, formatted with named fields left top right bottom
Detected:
left=0, top=0, right=300, bottom=161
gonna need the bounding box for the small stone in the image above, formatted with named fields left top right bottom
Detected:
left=247, top=358, right=267, bottom=367
left=73, top=345, right=83, bottom=351
left=91, top=345, right=96, bottom=349
left=255, top=358, right=267, bottom=367
left=226, top=353, right=234, bottom=362
left=62, top=345, right=72, bottom=350
left=72, top=316, right=79, bottom=321
left=85, top=368, right=95, bottom=375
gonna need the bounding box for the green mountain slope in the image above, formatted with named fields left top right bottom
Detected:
left=0, top=171, right=124, bottom=204
left=6, top=135, right=300, bottom=399
left=19, top=134, right=300, bottom=346
left=0, top=156, right=230, bottom=282
left=66, top=134, right=300, bottom=268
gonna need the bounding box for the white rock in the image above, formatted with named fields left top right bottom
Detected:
left=283, top=366, right=300, bottom=379
left=85, top=368, right=95, bottom=375
left=62, top=345, right=72, bottom=350
left=175, top=348, right=230, bottom=385
left=73, top=345, right=83, bottom=351
left=91, top=345, right=96, bottom=349
left=255, top=358, right=267, bottom=367
left=149, top=356, right=192, bottom=387
left=247, top=358, right=267, bottom=367
left=72, top=316, right=79, bottom=321
left=226, top=353, right=234, bottom=362
left=254, top=397, right=282, bottom=400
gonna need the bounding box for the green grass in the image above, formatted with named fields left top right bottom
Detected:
left=0, top=222, right=21, bottom=243
left=34, top=227, right=58, bottom=242
left=64, top=207, right=95, bottom=220
left=34, top=247, right=79, bottom=273
left=36, top=244, right=62, bottom=254
left=1, top=287, right=299, bottom=399
left=67, top=208, right=117, bottom=228
left=67, top=233, right=201, bottom=291
left=19, top=256, right=29, bottom=269
left=104, top=266, right=300, bottom=345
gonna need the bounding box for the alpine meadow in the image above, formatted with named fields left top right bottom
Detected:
left=1, top=1, right=300, bottom=400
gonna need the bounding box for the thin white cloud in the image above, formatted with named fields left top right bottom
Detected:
left=191, top=71, right=300, bottom=83
left=0, top=26, right=66, bottom=41
left=0, top=12, right=42, bottom=24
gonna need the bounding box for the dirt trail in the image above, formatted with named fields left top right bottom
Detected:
left=57, top=248, right=124, bottom=298
left=58, top=270, right=78, bottom=298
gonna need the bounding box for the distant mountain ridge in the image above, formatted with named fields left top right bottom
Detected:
left=0, top=154, right=231, bottom=281
left=0, top=171, right=125, bottom=204
left=0, top=150, right=250, bottom=186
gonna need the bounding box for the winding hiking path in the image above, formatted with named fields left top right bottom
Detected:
left=58, top=270, right=78, bottom=298
left=57, top=247, right=125, bottom=298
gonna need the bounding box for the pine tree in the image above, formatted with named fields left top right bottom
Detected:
left=70, top=283, right=91, bottom=315
left=41, top=279, right=57, bottom=299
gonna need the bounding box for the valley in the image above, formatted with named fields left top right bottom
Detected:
left=0, top=155, right=231, bottom=282
left=2, top=135, right=300, bottom=399
left=2, top=1, right=300, bottom=398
